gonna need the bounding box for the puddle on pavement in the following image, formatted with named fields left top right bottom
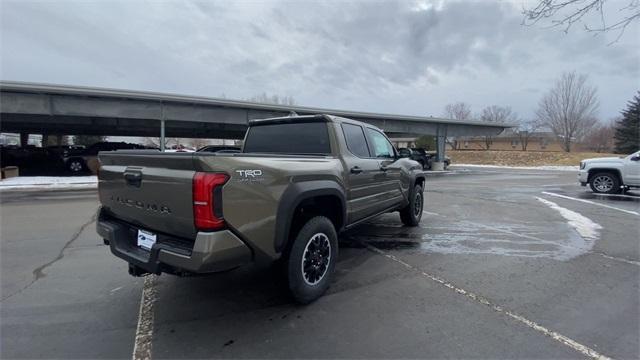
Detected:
left=350, top=218, right=598, bottom=261
left=418, top=223, right=592, bottom=260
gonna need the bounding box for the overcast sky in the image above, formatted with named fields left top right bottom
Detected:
left=1, top=0, right=638, bottom=122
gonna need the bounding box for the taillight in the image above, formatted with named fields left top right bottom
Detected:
left=193, top=172, right=228, bottom=231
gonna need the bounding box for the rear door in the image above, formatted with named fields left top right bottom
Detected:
left=340, top=123, right=387, bottom=222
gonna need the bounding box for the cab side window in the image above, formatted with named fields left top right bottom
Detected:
left=366, top=128, right=395, bottom=158
left=341, top=123, right=371, bottom=158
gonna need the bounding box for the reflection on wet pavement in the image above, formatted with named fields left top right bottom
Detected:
left=347, top=211, right=601, bottom=261
left=582, top=192, right=640, bottom=202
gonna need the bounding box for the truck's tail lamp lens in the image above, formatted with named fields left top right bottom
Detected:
left=193, top=172, right=229, bottom=231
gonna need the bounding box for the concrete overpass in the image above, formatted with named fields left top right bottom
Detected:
left=0, top=81, right=513, bottom=167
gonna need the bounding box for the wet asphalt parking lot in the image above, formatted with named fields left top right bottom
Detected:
left=1, top=167, right=639, bottom=359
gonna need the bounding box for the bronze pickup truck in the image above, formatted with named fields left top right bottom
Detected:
left=97, top=114, right=425, bottom=303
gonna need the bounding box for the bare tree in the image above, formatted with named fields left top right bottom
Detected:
left=44, top=135, right=71, bottom=146
left=536, top=71, right=599, bottom=152
left=444, top=102, right=473, bottom=150
left=522, top=0, right=640, bottom=41
left=516, top=119, right=543, bottom=151
left=248, top=92, right=296, bottom=105
left=479, top=105, right=518, bottom=150
left=444, top=102, right=473, bottom=121
left=582, top=118, right=616, bottom=152
left=190, top=138, right=210, bottom=150
left=143, top=137, right=185, bottom=149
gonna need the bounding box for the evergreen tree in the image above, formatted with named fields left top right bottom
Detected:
left=614, top=92, right=640, bottom=154
left=414, top=135, right=435, bottom=150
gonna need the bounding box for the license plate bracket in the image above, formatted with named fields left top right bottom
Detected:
left=137, top=229, right=157, bottom=250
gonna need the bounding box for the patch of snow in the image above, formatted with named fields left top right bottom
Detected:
left=452, top=164, right=579, bottom=171
left=0, top=176, right=97, bottom=191
left=536, top=197, right=602, bottom=242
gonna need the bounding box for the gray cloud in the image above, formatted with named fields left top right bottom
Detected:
left=1, top=0, right=638, bottom=120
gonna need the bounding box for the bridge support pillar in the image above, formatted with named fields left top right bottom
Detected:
left=160, top=119, right=165, bottom=152
left=432, top=124, right=447, bottom=171
left=20, top=133, right=29, bottom=147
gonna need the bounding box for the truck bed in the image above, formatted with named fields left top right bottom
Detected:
left=98, top=150, right=343, bottom=258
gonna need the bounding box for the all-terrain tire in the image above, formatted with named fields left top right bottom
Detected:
left=400, top=184, right=424, bottom=226
left=285, top=216, right=338, bottom=304
left=589, top=172, right=621, bottom=194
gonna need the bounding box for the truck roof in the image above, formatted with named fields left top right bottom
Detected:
left=248, top=114, right=384, bottom=132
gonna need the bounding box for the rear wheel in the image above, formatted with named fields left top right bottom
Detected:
left=67, top=158, right=85, bottom=173
left=589, top=172, right=620, bottom=194
left=285, top=216, right=337, bottom=304
left=400, top=184, right=423, bottom=226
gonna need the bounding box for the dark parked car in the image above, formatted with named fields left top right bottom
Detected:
left=1, top=145, right=65, bottom=175
left=423, top=150, right=451, bottom=170
left=46, top=145, right=86, bottom=158
left=64, top=142, right=149, bottom=173
left=196, top=145, right=241, bottom=153
left=398, top=148, right=430, bottom=169
left=398, top=148, right=451, bottom=170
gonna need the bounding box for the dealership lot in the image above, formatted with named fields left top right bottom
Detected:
left=1, top=168, right=638, bottom=359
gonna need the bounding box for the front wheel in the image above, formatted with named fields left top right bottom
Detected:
left=589, top=172, right=620, bottom=194
left=285, top=216, right=338, bottom=304
left=400, top=184, right=424, bottom=226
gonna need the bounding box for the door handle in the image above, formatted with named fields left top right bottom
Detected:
left=124, top=170, right=142, bottom=187
left=350, top=166, right=363, bottom=174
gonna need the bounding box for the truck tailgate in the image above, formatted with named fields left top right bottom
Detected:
left=98, top=151, right=197, bottom=240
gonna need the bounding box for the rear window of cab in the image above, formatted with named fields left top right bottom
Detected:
left=243, top=122, right=331, bottom=155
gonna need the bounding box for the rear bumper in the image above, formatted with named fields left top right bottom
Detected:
left=97, top=208, right=252, bottom=275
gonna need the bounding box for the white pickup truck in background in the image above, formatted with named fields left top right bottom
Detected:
left=579, top=151, right=640, bottom=194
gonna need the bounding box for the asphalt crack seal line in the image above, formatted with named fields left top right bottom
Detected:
left=133, top=275, right=157, bottom=360
left=362, top=243, right=613, bottom=360
left=1, top=213, right=97, bottom=302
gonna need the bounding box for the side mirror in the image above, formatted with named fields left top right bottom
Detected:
left=399, top=153, right=410, bottom=158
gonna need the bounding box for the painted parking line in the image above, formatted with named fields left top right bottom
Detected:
left=132, top=275, right=157, bottom=360
left=536, top=197, right=603, bottom=240
left=542, top=191, right=640, bottom=216
left=596, top=252, right=640, bottom=266
left=363, top=243, right=612, bottom=360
